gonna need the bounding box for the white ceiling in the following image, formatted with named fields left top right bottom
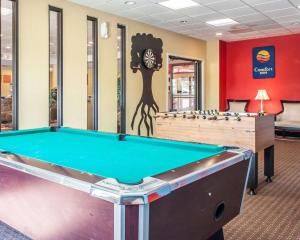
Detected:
left=69, top=0, right=300, bottom=41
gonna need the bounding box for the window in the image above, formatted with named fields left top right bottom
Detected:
left=0, top=0, right=18, bottom=131
left=87, top=17, right=98, bottom=130
left=168, top=56, right=202, bottom=112
left=117, top=24, right=126, bottom=133
left=49, top=6, right=63, bottom=127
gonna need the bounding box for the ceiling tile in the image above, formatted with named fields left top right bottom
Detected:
left=150, top=11, right=187, bottom=22
left=245, top=19, right=276, bottom=27
left=191, top=12, right=227, bottom=22
left=252, top=23, right=283, bottom=30
left=289, top=0, right=300, bottom=5
left=252, top=0, right=293, bottom=12
left=176, top=6, right=216, bottom=17
left=274, top=14, right=300, bottom=24
left=69, top=0, right=300, bottom=41
left=221, top=6, right=257, bottom=17
left=233, top=13, right=269, bottom=23
left=264, top=8, right=300, bottom=18
left=205, top=0, right=246, bottom=11
left=241, top=0, right=279, bottom=5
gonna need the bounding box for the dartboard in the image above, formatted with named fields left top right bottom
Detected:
left=143, top=49, right=156, bottom=69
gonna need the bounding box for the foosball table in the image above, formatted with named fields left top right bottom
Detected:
left=154, top=110, right=275, bottom=195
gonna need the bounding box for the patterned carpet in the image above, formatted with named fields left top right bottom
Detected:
left=225, top=138, right=300, bottom=240
left=0, top=139, right=300, bottom=240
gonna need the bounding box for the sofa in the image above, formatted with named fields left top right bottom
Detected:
left=275, top=100, right=300, bottom=135
left=226, top=99, right=250, bottom=113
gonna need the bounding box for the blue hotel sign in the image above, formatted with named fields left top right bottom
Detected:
left=253, top=46, right=275, bottom=79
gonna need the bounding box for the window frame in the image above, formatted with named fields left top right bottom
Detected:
left=87, top=16, right=99, bottom=131
left=117, top=24, right=126, bottom=134
left=48, top=5, right=63, bottom=127
left=0, top=0, right=19, bottom=131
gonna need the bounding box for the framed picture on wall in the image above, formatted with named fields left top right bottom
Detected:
left=253, top=46, right=275, bottom=79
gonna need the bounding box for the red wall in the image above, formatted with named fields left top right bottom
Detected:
left=219, top=34, right=300, bottom=113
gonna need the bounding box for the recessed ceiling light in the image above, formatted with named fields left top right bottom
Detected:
left=216, top=32, right=223, bottom=36
left=298, top=5, right=300, bottom=8
left=159, top=0, right=199, bottom=10
left=206, top=18, right=238, bottom=27
left=5, top=46, right=11, bottom=49
left=125, top=1, right=136, bottom=5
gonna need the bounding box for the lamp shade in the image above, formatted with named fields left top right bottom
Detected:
left=255, top=89, right=270, bottom=101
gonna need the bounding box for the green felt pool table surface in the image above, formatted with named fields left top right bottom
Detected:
left=0, top=128, right=225, bottom=184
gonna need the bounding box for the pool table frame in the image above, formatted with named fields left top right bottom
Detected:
left=0, top=129, right=252, bottom=240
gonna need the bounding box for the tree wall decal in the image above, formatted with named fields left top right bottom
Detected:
left=130, top=33, right=163, bottom=136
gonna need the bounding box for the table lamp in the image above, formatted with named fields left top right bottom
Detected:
left=255, top=89, right=270, bottom=113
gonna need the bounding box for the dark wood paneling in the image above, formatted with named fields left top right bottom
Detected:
left=125, top=205, right=139, bottom=240
left=149, top=160, right=249, bottom=240
left=0, top=165, right=114, bottom=240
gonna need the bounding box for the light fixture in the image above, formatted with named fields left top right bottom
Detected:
left=1, top=7, right=12, bottom=16
left=5, top=46, right=11, bottom=49
left=100, top=22, right=109, bottom=39
left=216, top=32, right=223, bottom=36
left=255, top=89, right=270, bottom=113
left=159, top=0, right=199, bottom=10
left=206, top=18, right=238, bottom=27
left=180, top=20, right=188, bottom=24
left=298, top=5, right=300, bottom=8
left=125, top=1, right=136, bottom=5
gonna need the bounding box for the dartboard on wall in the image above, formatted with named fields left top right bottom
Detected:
left=143, top=48, right=156, bottom=69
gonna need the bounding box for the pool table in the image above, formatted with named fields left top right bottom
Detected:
left=0, top=127, right=251, bottom=240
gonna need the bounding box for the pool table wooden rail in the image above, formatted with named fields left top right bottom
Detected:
left=0, top=127, right=252, bottom=240
left=0, top=149, right=251, bottom=240
left=0, top=148, right=251, bottom=205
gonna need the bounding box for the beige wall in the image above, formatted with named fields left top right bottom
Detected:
left=19, top=0, right=208, bottom=135
left=205, top=40, right=220, bottom=110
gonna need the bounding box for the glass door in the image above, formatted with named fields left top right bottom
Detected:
left=168, top=56, right=202, bottom=112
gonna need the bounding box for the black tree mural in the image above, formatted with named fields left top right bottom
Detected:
left=130, top=33, right=163, bottom=136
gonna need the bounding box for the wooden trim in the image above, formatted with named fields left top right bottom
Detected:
left=149, top=160, right=249, bottom=240
left=0, top=165, right=114, bottom=240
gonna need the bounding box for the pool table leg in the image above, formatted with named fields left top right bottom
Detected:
left=207, top=229, right=224, bottom=240
left=264, top=145, right=274, bottom=183
left=247, top=152, right=258, bottom=195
